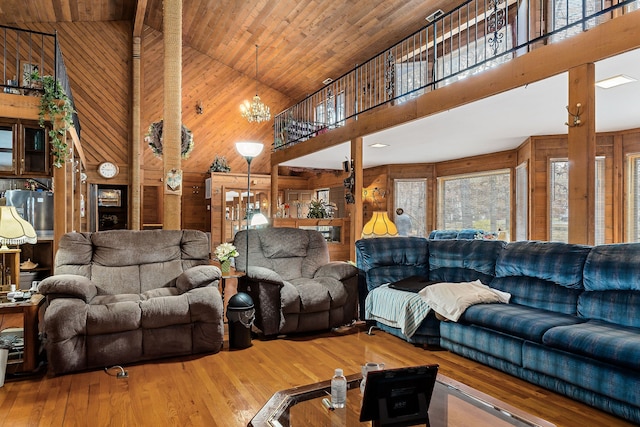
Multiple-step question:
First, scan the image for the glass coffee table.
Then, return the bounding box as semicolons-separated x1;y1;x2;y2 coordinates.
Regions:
250;373;555;427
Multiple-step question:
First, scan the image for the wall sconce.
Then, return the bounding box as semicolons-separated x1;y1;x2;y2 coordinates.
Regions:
196;100;203;115
565;103;582;127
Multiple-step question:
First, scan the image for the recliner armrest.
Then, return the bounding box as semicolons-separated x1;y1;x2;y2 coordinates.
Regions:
314;262;358;282
176;265;222;292
247;266;285;284
38;274;98;303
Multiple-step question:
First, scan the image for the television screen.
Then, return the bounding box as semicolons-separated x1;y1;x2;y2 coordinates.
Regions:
360;364;439;426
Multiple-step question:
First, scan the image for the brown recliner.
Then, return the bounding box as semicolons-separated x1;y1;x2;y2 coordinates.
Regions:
233;227;358;336
38;229;224;375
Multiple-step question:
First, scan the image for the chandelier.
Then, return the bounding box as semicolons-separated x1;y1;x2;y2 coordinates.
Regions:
241;45;271;123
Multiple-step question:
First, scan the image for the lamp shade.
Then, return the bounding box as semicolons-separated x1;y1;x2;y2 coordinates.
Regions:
250;212;269;227
361;211;399;238
0;206;37;250
235;142;264;159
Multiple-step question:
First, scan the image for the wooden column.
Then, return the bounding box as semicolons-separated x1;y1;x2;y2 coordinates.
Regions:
270;163;278;219
567;63;596;245
131;36;142;230
349;136;363;261
162;0;182;230
53;160;67;252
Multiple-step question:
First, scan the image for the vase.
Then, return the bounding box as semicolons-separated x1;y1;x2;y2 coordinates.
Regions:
220;259;231;274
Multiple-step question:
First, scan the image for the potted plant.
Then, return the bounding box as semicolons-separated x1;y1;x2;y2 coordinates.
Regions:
214;242;239;274
208;156;231;173
307;199;328;219
35;72;75;168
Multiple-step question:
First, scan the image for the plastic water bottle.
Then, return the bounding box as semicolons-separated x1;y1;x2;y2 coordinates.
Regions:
331;368;347;408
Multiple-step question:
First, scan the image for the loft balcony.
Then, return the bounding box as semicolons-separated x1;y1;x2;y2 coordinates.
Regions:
0;24;80;137
273;0;638;153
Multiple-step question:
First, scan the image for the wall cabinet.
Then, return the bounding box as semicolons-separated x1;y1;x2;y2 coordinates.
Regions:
0;119;50;177
209;173;271;248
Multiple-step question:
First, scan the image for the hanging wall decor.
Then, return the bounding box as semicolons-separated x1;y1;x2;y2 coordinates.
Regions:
145;120;194;159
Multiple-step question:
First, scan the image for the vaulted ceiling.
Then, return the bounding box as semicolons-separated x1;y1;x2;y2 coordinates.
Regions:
0;0;465;101
2;2;637;175
0;0;466;174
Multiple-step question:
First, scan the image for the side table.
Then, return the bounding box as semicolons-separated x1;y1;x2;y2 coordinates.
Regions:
220;268;245;303
0;293;44;374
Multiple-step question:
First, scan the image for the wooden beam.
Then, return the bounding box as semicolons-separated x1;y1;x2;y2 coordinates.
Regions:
133;0;148;38
270;164;278;219
567;64;596;245
131;36;142;229
349;137;363;261
163;0;182;230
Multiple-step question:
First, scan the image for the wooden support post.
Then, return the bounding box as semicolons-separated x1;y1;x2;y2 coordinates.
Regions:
162;0;182;230
349;137;363;261
567;63;595;245
271;164;278;219
131;36;142;230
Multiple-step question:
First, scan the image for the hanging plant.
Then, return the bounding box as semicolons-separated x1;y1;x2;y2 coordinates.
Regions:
145;120;194;159
36;72;75;168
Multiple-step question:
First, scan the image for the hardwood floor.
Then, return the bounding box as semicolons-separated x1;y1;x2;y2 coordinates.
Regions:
0;322;634;427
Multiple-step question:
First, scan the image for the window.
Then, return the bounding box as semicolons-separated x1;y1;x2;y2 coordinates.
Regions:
549;157;605;244
627;154;640;242
515;162;528;241
394;179;427;237
437;169;510;235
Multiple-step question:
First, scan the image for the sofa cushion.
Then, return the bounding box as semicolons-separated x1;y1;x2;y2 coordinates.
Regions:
290;278;332;312
542;320;640;370
578;290;640;328
356;237;429;270
355;237;429;289
259;227;310;258
428;239;504;284
583;243;640;291
495;241;591;289
176;265;220;292
461;303;585;342
91;229;185;266
490;276;583;315
87;301;141;335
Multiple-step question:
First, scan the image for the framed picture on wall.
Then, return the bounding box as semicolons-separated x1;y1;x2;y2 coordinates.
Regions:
20;61;40;87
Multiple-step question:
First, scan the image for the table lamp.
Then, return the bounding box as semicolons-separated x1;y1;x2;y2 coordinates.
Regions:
361;211;398;238
0;206;38;251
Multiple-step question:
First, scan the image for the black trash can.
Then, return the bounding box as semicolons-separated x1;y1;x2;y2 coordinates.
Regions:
226;292;255;349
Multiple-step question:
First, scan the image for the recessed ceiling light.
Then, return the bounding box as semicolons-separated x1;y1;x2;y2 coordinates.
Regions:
322;78;333;85
595;74;637;89
370;143;389;148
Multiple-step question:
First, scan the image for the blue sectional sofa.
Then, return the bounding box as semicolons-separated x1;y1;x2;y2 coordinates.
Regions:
355;237;640;424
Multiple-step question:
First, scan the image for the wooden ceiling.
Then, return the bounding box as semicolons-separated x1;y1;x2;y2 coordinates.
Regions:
0;0;466;174
1;0;462;101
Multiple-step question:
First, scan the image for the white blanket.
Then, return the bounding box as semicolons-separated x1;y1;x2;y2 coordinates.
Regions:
418;279;510;322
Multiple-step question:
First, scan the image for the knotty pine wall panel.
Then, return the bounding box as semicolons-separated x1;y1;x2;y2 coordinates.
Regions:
140;26;294;179
14;21;132;177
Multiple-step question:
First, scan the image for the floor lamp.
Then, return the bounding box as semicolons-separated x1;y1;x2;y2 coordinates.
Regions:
235;141;264;273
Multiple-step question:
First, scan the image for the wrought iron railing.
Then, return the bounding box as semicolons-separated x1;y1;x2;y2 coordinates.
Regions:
274;0;638;151
0;24;80;137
